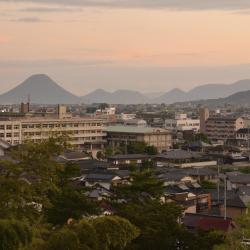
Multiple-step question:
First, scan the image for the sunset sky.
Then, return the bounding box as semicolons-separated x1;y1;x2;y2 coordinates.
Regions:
1;0;250;95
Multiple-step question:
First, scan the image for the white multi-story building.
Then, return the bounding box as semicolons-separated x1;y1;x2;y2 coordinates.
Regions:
165;114;200;132
0;117;106;151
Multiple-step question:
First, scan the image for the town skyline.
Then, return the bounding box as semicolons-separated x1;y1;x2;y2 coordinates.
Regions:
1;1;250;94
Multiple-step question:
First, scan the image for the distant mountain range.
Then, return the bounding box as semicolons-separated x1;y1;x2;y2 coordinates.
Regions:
1;74;250;105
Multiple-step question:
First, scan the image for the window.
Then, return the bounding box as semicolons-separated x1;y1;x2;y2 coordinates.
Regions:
6;125;12;130
6;133;12;138
14;132;19;137
14;125;19;130
0;133;4;138
0;125;4;130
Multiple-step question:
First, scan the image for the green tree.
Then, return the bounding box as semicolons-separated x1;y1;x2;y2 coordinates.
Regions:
213;206;250;250
91;216;140;250
96;151;105;160
127;142;147;154
46;228;80;250
144;146;158;155
46;188;99;226
116;201;186;250
72;220;98;250
115;170;164;200
0;219;32;250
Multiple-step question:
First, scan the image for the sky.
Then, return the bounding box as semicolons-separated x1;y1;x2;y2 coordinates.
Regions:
1;0;250;95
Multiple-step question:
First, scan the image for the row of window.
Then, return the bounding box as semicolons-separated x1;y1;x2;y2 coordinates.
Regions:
0;123;103;130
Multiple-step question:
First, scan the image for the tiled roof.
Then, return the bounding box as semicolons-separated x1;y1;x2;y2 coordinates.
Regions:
108;154;151;160
156;150;201;160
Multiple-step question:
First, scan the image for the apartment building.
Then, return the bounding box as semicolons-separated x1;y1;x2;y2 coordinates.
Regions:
205;116;244;142
106;125;172;153
0;117;106;151
165;114;200;132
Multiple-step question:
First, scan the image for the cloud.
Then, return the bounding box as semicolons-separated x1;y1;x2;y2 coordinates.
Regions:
10;17;51;22
19;6;83;12
0;36;8;43
0;59;114;68
1;0;250;10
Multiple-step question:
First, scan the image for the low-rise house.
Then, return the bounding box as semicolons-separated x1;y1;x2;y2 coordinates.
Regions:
84;173;122;190
183;213;235;232
163;183;211;213
107;154;152;166
155;149;216;168
58;150;92;161
85;188;113;201
226;172;250;189
220;195;250;219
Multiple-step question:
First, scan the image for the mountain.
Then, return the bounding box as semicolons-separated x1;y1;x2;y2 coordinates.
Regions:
217;90;250;106
81;89;149;104
1;74;250;105
153;88;187;104
0;74;80;104
187;79;250;100
154;79;250;104
82;89;112;104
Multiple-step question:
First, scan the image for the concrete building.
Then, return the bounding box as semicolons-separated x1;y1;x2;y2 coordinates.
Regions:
165;113;200;132
124;119;147;127
199;107;210;133
20;102;30;114
106;125;172;153
0;116;106;151
205;116;244;142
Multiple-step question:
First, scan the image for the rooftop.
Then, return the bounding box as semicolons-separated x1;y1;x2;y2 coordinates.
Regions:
106;125;169;134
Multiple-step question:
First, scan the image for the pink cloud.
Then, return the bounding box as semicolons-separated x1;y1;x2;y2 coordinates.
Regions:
0;36;9;44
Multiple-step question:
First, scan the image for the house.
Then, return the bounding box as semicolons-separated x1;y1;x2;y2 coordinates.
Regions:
183;213;235;232
155;149;216;168
85;188;113;201
107;154;152;166
163;183;211;214
220;195;250;219
58;150;92;161
226;172;250;189
84;173;121;190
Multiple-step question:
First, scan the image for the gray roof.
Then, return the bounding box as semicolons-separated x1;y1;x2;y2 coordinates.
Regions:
106;125;168;134
156;150;202;160
227;195;250;208
227;173;250;184
108;154;151;160
85;173;120;182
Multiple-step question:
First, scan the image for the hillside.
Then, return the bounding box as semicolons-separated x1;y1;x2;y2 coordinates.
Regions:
0;74;81;104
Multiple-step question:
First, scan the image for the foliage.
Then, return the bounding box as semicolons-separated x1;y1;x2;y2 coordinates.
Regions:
115;170;164;200
91;216;140;250
213;206;250;250
96;151;105;160
45;216;139;250
127;142;147;154
201;180;217;190
144;146;158;155
116;201;186;250
191;133;211;144
0;219;32;250
45;187;99;226
46;228;80;250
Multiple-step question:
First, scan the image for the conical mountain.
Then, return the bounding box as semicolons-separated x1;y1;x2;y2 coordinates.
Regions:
0;74;80;104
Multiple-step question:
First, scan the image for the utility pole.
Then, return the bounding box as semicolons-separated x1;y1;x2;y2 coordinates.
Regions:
217;160;220;204
224;176;227;220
